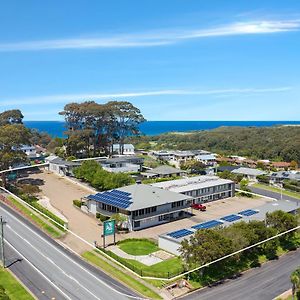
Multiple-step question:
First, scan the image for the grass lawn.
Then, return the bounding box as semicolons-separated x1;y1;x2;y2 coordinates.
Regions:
0;268;34;300
118;239;159;256
253;183;300;200
6;196;63;238
82;251;162;300
125;257;183;278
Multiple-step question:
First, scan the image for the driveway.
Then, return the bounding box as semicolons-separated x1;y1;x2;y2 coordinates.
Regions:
28;170;115;252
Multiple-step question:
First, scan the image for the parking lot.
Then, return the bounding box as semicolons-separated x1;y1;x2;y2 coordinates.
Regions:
25;169;271;249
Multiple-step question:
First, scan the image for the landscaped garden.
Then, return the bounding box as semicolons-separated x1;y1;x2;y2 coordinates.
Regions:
118;238;159;256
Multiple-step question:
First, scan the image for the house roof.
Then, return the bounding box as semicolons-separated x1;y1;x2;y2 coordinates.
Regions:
145;165;185;175
196;154;216;160
271;162;291;168
232;167;266;176
101;156;143;164
86;184;192;211
152;175;234;193
46;156;80;167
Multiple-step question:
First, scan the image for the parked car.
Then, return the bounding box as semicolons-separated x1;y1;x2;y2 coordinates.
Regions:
191;203;206;211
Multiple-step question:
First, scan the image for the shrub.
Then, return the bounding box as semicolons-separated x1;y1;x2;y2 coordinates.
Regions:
0;285;10;300
96;213;109;222
73;199;82;208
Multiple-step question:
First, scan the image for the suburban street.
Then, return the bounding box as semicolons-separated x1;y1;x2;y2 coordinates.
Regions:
182;248;299;300
0;202;140;300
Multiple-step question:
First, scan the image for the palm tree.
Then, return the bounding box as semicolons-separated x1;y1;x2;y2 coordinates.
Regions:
291;268;300;300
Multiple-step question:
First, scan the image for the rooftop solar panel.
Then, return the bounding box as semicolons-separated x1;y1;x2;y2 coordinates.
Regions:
192;220;223;230
167;229;193;239
238;209;258;217
221;214;242;222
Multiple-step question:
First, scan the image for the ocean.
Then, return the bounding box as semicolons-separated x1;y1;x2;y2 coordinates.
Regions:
24;120;300;138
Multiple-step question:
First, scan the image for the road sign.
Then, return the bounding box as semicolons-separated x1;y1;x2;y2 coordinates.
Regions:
103;220;115;236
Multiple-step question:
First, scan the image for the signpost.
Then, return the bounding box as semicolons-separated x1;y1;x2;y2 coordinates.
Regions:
102;219;116;248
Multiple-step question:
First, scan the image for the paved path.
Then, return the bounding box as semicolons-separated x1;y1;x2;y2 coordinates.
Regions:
109;245;162;266
182;249;299;300
0;202;140;300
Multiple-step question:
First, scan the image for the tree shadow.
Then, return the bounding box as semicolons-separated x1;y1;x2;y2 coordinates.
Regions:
17;178;45;186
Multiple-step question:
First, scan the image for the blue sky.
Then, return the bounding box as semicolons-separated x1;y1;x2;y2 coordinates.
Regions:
0;0;299;121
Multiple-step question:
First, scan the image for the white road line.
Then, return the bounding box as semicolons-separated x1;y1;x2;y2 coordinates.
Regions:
6;224;103;300
4;238;73;300
0;206;145;300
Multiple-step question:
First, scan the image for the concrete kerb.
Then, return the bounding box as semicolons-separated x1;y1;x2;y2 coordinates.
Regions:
235;189;277;201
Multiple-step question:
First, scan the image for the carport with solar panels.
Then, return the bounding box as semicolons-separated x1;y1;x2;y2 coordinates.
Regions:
159;209;259;255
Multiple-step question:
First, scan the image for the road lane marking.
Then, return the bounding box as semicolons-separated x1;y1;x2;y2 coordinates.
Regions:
4;239;72;300
0;205;145;299
6;225;103;300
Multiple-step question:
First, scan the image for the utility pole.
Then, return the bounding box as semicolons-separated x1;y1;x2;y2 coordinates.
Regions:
0;216;6;268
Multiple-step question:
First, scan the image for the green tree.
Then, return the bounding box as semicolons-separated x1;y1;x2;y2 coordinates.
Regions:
0;124;31;187
0;109;24;125
180;229;233;269
291;268;300;300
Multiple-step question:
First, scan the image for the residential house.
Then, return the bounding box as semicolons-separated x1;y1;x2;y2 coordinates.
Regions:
99;156;144;173
112;144;135;155
232;167;266;182
143;165;186;179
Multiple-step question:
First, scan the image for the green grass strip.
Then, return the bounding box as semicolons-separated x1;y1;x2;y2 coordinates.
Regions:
0;267;34;300
6;196;62;238
253;183;300;199
82;251;162;300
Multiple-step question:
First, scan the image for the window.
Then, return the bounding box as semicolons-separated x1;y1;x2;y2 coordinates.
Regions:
158;215;163;221
151;207;157;212
134;221;140;228
138;209;145;216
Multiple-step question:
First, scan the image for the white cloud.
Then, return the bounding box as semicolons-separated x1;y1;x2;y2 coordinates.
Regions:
0;86;292;106
0;20;299;51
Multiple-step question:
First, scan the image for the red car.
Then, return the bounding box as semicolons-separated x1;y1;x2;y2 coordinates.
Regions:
191;203;206;211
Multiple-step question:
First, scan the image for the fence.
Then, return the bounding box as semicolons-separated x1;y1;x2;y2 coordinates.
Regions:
97;247;184;279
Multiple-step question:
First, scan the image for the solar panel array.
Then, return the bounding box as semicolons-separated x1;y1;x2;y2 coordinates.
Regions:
87;189;132;209
167;229;194;239
221;214;242;222
238;209;258;217
192;220;223;230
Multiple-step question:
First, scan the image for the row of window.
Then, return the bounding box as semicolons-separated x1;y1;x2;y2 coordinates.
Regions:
132;206;157;217
171;200;185;208
184;184;232;197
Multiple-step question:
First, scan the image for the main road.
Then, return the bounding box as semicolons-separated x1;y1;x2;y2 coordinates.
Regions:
0;202;142;300
182;248;299;300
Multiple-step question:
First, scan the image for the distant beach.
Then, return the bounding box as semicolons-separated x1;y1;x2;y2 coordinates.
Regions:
24;120;300;138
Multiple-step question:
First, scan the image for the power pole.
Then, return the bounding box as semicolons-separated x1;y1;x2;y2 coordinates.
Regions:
0;216;6;268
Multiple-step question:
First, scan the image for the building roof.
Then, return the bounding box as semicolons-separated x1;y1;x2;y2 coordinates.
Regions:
145;165;185;176
86;184;192;211
271;171;300;181
196;154;216;160
271;162;291;168
232;167;266;176
152;175;233;193
46;156;80;167
101;156;143;164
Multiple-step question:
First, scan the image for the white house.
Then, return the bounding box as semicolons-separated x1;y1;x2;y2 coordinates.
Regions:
112;144;135;155
20;145;37;158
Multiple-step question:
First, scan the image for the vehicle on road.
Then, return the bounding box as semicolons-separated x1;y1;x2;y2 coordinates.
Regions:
191;203;206;211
